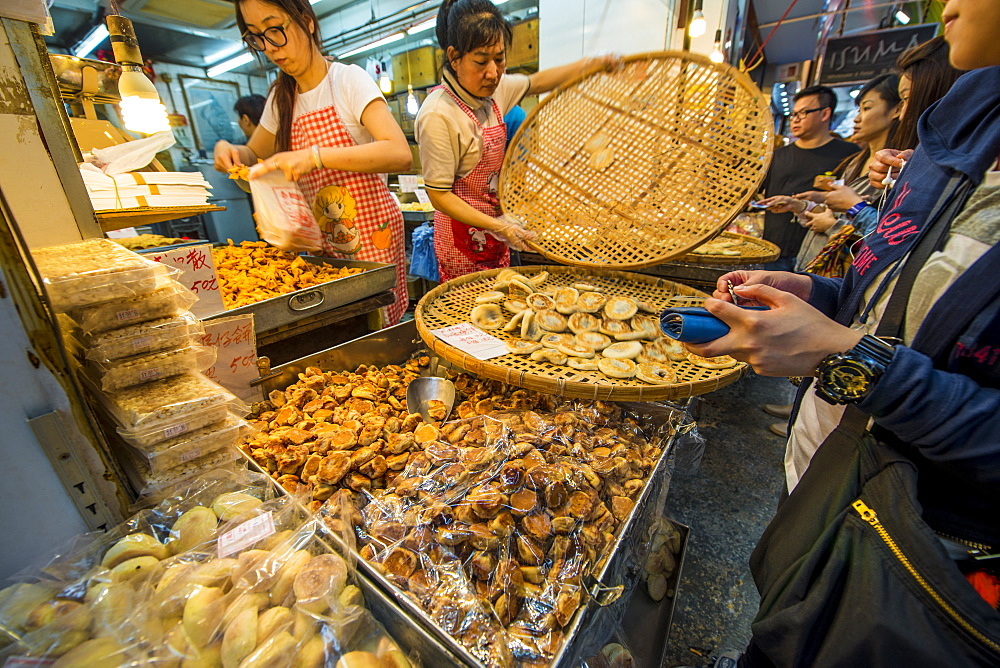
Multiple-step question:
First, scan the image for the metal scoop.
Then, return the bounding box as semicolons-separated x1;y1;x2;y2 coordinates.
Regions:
405;376;456;423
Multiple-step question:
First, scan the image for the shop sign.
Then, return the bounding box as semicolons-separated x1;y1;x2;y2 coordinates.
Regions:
147;243;225;318
200;315;260;402
820;24;938;85
431;322;509;360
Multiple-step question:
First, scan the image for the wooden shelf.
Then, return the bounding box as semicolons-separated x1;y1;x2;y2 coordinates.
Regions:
96;205;226;232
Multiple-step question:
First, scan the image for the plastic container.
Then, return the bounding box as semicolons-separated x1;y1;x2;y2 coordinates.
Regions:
85;344;216;392
126;415;248;474
80;312;205;362
116;401;243;448
33;238;163;311
66;283;198;334
97;372;242;432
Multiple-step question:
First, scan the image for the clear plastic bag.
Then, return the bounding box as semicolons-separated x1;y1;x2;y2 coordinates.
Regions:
125;415;249;475
249;169;324;253
117;401;242;449
94;372;242;432
120;444;242;496
80;312;204;362
66;283;198;335
85;344;217;393
33;238;164;311
320;403;677;667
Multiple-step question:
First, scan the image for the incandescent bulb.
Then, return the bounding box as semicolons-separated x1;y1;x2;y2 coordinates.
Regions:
709;46;724;63
688;10;706;38
406;85;419;115
118;68;170;134
379;73;392;94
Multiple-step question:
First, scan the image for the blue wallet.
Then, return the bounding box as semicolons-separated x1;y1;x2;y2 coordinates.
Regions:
659;306;769;344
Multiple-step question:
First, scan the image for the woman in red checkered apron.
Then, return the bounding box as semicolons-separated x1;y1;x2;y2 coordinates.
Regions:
214;0;411;324
416;0;620;283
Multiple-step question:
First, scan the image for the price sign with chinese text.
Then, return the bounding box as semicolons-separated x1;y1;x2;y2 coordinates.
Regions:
200;315;260;401
148;243;225;317
430;323;508;360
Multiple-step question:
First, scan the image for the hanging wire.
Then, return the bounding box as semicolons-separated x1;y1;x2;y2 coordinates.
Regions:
741;0;801;72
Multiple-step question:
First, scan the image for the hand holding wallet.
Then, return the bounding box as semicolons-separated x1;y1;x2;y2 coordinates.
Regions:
659;305;769;344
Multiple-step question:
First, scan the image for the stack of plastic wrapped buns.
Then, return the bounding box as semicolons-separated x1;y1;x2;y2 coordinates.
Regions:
35;239;249;494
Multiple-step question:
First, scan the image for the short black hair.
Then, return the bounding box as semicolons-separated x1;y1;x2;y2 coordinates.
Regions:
234;94;266;126
436;0;512;75
794;85;838;115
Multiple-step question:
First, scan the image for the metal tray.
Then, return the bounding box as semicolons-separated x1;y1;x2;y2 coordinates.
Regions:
247;321;685;666
205;256;396;334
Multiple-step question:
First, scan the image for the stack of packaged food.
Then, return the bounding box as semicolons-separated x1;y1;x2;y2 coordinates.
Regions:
34;238;249;493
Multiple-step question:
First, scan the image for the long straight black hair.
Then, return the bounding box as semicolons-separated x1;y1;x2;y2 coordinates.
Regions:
435;0;513;76
235;0;324;152
891;36;966;151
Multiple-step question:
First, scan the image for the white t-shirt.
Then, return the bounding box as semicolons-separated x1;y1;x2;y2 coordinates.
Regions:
415;70;530;190
259;62;384;147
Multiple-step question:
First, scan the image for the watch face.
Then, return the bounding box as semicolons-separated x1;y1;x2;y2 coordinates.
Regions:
820;358;876;401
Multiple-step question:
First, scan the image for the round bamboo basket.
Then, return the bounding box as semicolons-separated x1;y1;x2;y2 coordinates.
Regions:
680;231;780;266
500;51;773;270
414;266;748;401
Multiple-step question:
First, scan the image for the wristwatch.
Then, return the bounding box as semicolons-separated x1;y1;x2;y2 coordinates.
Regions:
814;334;896;404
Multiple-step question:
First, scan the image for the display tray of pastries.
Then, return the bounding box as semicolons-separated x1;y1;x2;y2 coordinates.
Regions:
415;265;747;401
678;231;780;266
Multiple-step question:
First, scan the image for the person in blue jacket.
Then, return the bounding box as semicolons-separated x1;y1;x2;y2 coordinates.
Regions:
686;0;1000;664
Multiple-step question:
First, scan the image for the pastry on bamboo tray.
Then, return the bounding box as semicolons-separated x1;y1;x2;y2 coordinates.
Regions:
415;265;747;401
500;51;773;270
680;231;780;266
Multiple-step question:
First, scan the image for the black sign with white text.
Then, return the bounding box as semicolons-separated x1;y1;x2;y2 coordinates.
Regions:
820;24;939;86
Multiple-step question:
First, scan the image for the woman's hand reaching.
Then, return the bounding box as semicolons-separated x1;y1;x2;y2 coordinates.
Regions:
492;215;538;251
250;149;317;182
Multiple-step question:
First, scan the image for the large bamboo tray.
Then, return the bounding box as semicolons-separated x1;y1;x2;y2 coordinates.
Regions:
414;266;748;401
681;231;780;266
500;51;773;270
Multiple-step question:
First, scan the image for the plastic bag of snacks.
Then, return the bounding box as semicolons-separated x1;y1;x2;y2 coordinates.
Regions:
85;344;217;392
319;404;678;667
80;312;205;362
249;168;324;253
32;238;164;311
93;372;242;432
66;283;198;335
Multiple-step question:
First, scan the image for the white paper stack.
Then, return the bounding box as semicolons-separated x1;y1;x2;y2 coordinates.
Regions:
80;165;213;210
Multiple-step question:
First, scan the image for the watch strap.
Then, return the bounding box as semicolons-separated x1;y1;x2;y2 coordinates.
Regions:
846;201;869;218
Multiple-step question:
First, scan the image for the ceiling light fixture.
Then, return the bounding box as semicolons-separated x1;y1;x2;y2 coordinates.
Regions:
379;72;392;94
74;24;109;58
407;18;437;35
688;0;706;38
895;10;910;24
338;32;404;59
207;52;254;78
106;15;170;134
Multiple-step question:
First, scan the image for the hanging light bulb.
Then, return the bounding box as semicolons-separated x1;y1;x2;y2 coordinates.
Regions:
379;72;392;94
407;85;419;115
106;15;170;134
709;29;724;63
688;0;707;38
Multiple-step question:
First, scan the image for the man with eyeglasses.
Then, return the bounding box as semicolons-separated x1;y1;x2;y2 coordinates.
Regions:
760;85;858;271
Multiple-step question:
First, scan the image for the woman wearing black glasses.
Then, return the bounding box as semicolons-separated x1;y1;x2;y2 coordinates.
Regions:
214;0;411;324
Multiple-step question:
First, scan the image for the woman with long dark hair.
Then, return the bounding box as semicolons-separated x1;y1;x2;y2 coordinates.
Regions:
213;0;411;324
416;0;617;282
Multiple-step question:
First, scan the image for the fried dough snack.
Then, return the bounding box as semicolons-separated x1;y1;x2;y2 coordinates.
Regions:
227;164;251;181
212;241;364;309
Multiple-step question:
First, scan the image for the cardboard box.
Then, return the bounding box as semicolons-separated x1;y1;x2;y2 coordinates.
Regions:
392;46;442;89
508;20;538;68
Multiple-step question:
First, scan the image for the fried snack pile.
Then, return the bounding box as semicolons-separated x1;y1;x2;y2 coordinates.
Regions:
212;241;364;309
241;363;670;667
227;164;251;181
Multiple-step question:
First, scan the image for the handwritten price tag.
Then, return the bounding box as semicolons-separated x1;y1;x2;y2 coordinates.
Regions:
414;189;431;206
201;315;261;402
148;244;225;318
218;511;275;558
398;174;419;192
431;322;509;360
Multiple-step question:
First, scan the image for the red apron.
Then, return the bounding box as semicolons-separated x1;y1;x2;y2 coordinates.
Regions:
433;87;508;283
291;79;407;325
